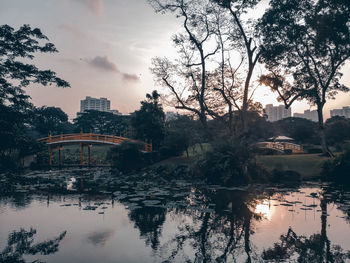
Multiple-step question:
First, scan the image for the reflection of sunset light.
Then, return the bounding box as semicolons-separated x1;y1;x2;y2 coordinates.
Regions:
255;200;272;220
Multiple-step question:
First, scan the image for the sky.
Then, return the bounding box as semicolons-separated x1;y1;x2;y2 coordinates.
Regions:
0;0;349;119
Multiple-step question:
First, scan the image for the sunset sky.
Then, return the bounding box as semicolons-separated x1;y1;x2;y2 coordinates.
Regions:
1;0;349;119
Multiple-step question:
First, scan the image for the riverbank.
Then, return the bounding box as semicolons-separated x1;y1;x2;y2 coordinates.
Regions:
256;154;329;179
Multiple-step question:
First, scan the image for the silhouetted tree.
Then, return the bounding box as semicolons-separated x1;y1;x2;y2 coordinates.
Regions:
150;0;223;135
325;116;350;147
73;110;128;135
0;24;69;169
0;228;66;263
273;117;319;144
161;115;199;157
131;90;165;149
210;0;263;136
33;106;70;136
259;0;350;155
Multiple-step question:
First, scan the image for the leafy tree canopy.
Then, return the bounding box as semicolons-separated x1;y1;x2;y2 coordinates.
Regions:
131;90;165;149
73;110;128;135
33;106;70;136
0;24;70;110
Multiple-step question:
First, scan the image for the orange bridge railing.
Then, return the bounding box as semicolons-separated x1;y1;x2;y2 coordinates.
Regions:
38;133;152;166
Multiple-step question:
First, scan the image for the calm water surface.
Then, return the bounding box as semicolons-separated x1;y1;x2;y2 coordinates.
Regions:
0;169;349;262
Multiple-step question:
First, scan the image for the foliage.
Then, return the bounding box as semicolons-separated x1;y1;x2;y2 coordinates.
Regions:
73;110;128;135
150;0;263;136
0;24;69;108
273;117;319;144
107;142;145;173
0;24;69;170
0;228;66;263
323;149;350;185
32;106;70;136
262;227;350;262
325;116;350;147
131;90;165;149
197;138;266;185
160;115;199;158
259;0;350;154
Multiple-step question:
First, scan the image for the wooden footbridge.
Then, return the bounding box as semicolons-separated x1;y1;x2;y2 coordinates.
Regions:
256;142;304;154
38;133;152;166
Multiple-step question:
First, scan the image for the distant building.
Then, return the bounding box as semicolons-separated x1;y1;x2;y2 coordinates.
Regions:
293;109;318;122
330;106;350;119
79;96;121;115
264;104;291;122
80;96;110;112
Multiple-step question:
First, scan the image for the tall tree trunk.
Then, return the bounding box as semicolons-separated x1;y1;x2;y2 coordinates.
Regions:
320;193;333;262
317;104;333;157
244;215;252;263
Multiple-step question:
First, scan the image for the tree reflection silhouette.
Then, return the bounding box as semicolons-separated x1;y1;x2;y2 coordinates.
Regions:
157;189;265;262
263;189;350;262
0;228;66;263
129;206;167;250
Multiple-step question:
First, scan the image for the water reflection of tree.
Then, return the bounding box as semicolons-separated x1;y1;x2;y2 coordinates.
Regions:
159;190;265;262
0;228;66;263
263;189;350;262
129;206;167;250
262;227;350;262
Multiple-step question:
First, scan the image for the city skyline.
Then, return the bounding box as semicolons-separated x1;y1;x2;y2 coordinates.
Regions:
0;0;349;119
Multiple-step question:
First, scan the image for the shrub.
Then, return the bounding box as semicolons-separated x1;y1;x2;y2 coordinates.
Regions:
159;131;190;159
197;138;267;185
107;142;144;173
322;149;350;184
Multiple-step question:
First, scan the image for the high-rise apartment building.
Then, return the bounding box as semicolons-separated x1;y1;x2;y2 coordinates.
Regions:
80;96;110;112
264;104;291;122
330;106;350;119
293;109;318;122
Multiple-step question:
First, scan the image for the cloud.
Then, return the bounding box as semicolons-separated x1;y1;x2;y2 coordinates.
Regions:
74;0;104;16
86;56;118;72
86;229;115;246
122;73;139;82
85;56;139;82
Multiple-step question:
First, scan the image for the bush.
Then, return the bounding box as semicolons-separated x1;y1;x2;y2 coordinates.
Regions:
322;149;350;184
159;131;190;159
107;142;145;173
197;138;268;185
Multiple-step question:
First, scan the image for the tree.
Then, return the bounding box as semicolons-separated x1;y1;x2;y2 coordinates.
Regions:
325;116;350;147
131;90;165;149
150;0;221;135
273;117;319;144
0;228;66;263
150;0;264;137
0;24;69;109
73;110;128;135
210;0;263;136
0;24;69;167
33;106;70;136
259;0;350;155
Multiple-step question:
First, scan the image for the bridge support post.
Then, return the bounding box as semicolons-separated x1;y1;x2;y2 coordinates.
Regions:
58;147;62;168
49;147;53;167
88;145;91;167
80;143;84;166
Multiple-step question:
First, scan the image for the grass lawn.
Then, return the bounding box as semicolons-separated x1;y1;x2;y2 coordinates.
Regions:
257;154;330;179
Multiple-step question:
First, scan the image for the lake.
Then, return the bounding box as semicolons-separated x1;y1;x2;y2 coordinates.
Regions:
0;168;349;262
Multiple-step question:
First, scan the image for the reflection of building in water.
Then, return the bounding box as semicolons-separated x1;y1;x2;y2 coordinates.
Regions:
293;109;318;122
330;106;350;118
264;104;291;122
